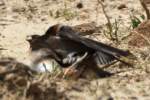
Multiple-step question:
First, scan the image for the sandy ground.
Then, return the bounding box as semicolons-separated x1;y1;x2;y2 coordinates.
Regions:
0;0;150;100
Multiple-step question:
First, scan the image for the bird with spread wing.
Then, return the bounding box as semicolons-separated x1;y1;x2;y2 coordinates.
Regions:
27;24;132;78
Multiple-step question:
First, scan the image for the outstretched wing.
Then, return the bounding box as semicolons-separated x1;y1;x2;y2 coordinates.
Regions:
57;25;130;58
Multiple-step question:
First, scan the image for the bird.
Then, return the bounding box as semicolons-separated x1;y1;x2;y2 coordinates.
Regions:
27;24;132;78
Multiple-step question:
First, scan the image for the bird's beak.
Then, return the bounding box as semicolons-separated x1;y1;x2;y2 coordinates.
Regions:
26;35;32;42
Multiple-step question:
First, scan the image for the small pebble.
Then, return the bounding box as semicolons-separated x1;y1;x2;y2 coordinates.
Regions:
76;2;83;9
118;4;127;10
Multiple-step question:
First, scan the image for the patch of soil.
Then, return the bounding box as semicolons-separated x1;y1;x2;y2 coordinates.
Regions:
128;20;150;47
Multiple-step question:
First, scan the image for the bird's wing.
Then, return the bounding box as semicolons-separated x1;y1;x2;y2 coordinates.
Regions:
93;51;115;65
57;25;130;58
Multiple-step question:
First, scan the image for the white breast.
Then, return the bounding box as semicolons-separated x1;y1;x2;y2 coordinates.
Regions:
20;49;61;73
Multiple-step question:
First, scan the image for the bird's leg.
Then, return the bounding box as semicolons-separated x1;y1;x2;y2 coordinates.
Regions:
62;52;88;78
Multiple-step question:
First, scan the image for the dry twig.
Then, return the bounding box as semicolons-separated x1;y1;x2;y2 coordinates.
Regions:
97;0;119;42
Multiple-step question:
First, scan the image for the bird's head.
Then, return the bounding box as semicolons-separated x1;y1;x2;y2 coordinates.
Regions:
44;24;76;38
26;35;40;43
26;34;46;51
44;24;62;37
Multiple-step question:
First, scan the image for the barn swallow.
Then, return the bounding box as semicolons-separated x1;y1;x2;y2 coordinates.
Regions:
27;24;132;77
